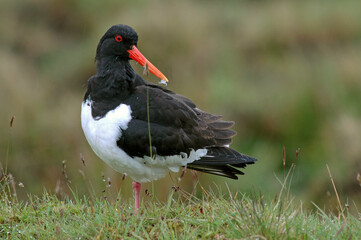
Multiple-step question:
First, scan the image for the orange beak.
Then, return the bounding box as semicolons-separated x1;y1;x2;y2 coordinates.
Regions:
127;46;168;82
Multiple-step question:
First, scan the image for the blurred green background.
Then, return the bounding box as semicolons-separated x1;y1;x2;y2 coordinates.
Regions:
1;0;360;211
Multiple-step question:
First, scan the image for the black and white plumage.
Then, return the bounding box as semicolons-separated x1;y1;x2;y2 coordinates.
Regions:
81;24;257;213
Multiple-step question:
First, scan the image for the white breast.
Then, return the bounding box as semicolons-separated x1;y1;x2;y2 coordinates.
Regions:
81;100;207;182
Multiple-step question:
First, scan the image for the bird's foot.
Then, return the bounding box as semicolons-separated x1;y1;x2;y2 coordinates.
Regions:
132;181;141;214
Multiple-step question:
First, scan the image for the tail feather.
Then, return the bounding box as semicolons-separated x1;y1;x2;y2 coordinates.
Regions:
187;147;257;179
187;165;243;179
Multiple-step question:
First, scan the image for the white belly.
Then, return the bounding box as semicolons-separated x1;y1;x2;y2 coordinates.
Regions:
81;100;207;182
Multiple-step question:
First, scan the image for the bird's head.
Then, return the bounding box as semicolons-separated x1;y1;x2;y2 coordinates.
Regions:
96;24;168;82
96;24;138;60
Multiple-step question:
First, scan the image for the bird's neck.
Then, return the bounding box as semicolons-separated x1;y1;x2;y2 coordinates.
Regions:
89;57;136;103
96;56;135;81
86;57;136;118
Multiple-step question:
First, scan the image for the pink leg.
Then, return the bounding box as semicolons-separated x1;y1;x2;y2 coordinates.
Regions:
132;181;141;214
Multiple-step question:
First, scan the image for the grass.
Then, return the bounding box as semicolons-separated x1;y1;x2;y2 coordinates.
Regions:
1;132;360;239
1;173;360;240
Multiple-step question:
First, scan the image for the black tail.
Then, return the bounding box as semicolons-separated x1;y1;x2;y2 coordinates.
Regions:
187;147;257;179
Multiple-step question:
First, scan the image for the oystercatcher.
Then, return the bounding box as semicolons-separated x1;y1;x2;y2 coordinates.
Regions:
81;24;257;214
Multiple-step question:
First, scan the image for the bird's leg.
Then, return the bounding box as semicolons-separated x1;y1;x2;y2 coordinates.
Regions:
132;181;141;214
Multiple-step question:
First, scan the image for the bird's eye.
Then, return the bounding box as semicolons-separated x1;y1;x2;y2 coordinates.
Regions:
115;35;123;42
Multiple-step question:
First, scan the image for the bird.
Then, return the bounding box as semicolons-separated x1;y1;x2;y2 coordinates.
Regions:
81;24;257;214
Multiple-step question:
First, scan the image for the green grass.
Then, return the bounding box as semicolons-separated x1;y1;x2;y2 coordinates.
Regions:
1;179;360;240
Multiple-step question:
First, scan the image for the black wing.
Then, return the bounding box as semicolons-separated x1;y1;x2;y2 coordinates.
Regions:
118;84;236;156
117;81;257;179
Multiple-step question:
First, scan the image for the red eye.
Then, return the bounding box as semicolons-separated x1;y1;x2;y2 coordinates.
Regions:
115;35;123;42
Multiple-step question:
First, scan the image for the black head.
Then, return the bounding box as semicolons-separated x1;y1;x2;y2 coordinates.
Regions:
95;24;138;61
94;24;168;82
